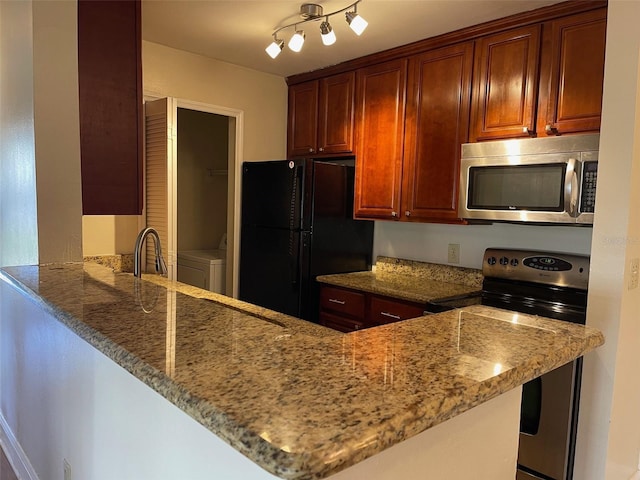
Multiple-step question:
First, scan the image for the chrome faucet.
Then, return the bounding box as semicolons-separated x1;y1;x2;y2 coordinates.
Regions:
133;227;168;277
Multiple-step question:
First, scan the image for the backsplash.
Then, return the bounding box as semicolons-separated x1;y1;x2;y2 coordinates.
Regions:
375;256;483;288
84;254;134;273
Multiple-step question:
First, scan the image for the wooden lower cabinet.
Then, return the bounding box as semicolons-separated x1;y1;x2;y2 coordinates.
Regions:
369;296;425;326
319;285;427;333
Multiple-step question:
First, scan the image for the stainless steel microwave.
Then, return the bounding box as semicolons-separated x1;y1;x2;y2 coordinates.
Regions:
459;134;599;225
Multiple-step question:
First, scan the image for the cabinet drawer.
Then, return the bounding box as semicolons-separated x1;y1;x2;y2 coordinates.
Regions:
369;296;425;325
319;311;364;333
320;286;365;319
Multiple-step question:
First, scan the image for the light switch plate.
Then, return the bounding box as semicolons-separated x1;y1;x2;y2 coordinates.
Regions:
630;258;639;290
448;244;460;264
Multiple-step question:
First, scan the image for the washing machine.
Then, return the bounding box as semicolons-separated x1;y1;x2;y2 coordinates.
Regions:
177;249;226;294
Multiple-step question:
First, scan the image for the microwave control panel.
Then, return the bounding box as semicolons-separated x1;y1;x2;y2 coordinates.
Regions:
580;161;598;213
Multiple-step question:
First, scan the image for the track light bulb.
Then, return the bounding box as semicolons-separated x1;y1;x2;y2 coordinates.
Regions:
346;11;368;35
320;19;336;46
288;30;306;52
265;38;284;59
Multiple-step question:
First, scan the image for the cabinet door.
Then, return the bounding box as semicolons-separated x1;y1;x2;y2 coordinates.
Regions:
402;42;474;223
319;312;365;333
354;59;408;220
78;0;143;215
540;9;606;136
317;72;355;155
319;286;366;319
369;296;426;325
287;81;319;158
471;25;541;141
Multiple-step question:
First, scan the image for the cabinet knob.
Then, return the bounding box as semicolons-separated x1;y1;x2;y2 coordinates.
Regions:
522;127;534;136
405;211;411;217
391;211;398;217
318;147;324;152
308;147;315;153
545;124;559;135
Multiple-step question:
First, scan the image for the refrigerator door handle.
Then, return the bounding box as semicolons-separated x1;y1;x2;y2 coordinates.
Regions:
289;230;300;287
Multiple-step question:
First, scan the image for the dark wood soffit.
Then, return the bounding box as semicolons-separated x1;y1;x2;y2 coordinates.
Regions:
286;0;607;85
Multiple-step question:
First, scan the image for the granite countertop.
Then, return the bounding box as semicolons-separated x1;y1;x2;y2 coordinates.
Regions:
0;263;604;480
317;256;484;304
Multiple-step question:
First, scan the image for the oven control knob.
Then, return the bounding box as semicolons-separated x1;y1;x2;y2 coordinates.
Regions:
500;256;509;266
487;256;497;265
510;259;519;267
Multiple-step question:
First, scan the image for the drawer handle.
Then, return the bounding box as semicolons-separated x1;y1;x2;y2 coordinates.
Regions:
380;311;401;320
329;298;346;305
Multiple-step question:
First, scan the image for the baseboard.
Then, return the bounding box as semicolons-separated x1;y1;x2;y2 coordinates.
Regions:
0;412;39;480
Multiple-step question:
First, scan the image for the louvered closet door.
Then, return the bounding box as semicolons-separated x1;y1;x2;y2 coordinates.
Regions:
144;97;177;280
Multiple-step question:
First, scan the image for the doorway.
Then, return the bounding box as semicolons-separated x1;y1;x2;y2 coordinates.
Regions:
143;97;244;298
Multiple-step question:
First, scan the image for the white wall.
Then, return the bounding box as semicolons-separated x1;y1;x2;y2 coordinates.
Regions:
0;0;38;268
142;41;287;163
574;1;640;478
374;221;592;269
32;0;82;264
0;0;82;268
82;215;140;256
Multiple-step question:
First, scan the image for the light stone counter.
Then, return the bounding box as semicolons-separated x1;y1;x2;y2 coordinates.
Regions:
0;262;604;480
317;256;483;304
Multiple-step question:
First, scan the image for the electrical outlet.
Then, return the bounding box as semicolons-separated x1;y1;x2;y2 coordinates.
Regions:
448;244;460;264
63;459;72;480
630;258;639;290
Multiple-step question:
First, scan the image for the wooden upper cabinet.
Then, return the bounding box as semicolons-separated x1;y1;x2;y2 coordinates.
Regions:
287;81;319;157
470;25;541;141
402;42;474;223
538;8;607;136
318;72;355;154
287;72;355;158
78;0;143;215
354;59;408;220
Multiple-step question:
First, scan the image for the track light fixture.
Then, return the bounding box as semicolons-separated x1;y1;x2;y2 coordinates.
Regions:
265;0;367;58
265;37;284;59
320;18;336;46
346;3;368;36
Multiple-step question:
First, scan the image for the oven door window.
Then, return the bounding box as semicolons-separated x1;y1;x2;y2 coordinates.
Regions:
468;163;566;211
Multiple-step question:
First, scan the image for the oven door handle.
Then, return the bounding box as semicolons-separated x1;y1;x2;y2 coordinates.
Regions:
565;158;579;218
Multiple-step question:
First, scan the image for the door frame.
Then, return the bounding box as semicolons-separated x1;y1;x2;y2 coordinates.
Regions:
143;94;244;298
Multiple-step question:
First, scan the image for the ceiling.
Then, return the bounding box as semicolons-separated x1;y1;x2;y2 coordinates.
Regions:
142;0;562;79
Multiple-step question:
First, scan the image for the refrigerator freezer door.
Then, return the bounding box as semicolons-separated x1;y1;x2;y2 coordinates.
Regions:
241;160;306;230
239;224;303;318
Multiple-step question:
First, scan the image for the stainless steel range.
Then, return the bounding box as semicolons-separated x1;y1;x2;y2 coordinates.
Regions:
429;248;590;480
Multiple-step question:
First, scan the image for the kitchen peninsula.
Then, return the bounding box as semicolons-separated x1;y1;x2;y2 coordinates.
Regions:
0;263;604;480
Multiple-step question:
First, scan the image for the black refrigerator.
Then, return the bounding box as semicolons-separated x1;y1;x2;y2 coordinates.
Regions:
239;158;374;322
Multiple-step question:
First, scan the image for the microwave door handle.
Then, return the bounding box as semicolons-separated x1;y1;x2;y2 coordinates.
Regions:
565;158;579;217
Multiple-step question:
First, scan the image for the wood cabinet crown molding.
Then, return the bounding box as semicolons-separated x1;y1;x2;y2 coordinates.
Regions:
286;0;607;86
